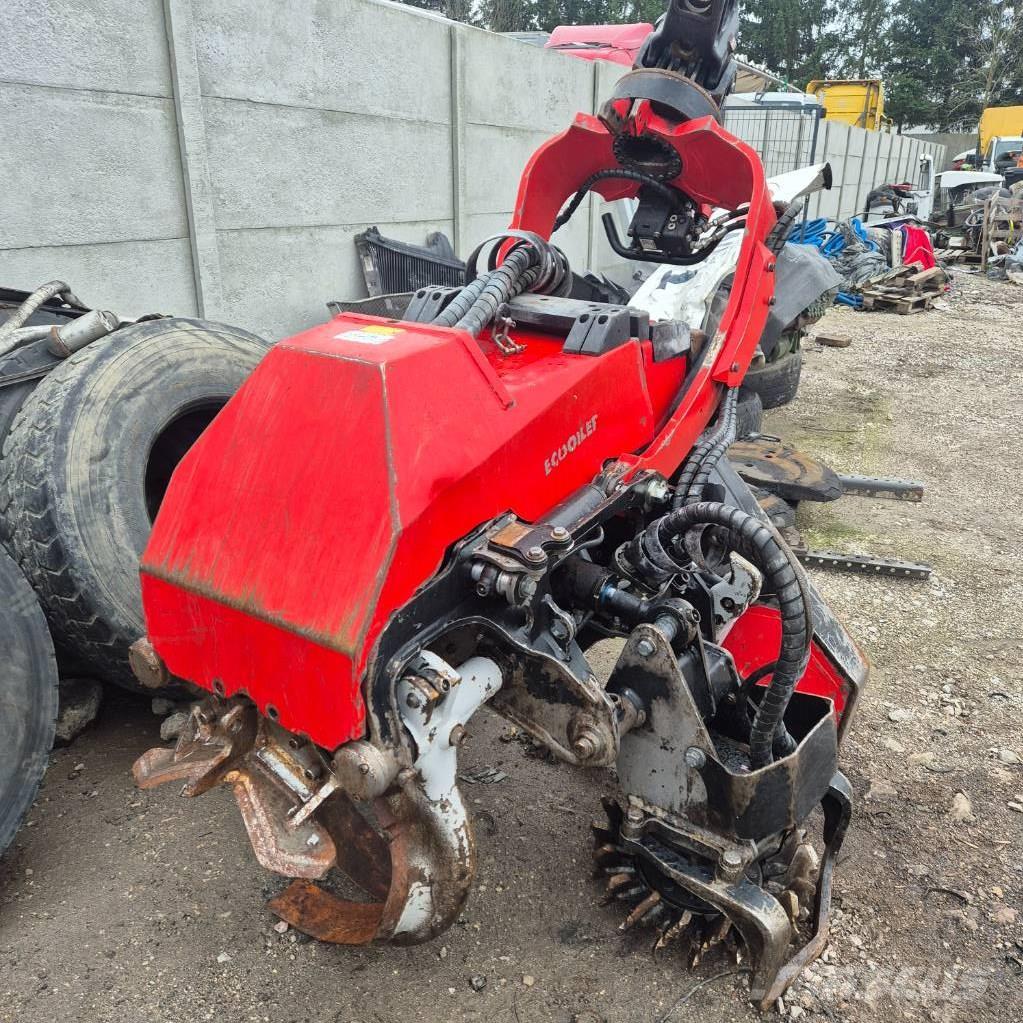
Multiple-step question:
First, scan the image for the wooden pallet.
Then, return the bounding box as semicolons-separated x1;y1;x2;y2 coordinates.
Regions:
857;263;948;314
981;196;1023;270
859;291;935;314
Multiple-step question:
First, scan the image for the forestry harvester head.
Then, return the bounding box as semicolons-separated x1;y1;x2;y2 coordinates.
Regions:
132;0;864;1007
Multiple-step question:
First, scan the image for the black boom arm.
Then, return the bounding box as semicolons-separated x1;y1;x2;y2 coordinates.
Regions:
636;0;740;102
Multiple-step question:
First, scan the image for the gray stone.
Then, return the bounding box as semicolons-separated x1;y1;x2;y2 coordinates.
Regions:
160;711;190;742
53;679;103;747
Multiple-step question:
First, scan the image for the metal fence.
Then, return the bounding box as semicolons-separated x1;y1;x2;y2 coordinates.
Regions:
721;102;947;221
723;104;824;179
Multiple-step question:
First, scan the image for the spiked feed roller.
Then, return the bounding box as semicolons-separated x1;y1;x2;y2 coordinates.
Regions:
130;1;866;1008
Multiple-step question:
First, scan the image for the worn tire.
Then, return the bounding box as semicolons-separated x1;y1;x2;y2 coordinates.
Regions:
0;545;58;858
0;318;270;690
735;388;764;439
741;349;803;410
0;340;63;450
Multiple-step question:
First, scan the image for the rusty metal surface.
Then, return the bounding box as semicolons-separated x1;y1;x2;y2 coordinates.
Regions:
836;474;924;503
267;778;480;948
268;880;386;944
132;695;402;945
127;638;171;690
265;794;411;946
317;793;393;900
795;548;933;580
133;692;480;949
132;701;257;796
728;439;843;503
226;768;336;879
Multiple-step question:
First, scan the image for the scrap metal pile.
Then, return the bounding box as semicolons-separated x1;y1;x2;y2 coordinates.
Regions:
863;166;1023;281
789;217;949;314
935;192;1023;277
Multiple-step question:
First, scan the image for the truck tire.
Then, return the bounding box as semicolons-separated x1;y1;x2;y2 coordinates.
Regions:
735;388;764;439
741;349;803;410
0;545;58;858
0;338;62;450
0;318;270;691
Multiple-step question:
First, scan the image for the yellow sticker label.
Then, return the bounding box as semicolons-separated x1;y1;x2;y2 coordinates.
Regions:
335;324;404;345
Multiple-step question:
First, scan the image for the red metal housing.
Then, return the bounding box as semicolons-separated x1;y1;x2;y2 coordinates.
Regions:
140;114;777;751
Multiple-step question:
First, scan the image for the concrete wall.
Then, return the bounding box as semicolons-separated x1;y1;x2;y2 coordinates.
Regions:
0;1;947;340
805;121;945;221
0;0;598;339
1;0;198;316
907;132;978;171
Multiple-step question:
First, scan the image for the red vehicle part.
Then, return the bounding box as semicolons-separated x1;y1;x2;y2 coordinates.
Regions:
141;115;776;751
134;8;866;1003
722;604;856;728
545;23;653;66
143;322;685;748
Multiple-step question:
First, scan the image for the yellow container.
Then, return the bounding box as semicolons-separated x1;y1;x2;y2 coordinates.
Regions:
806;79;888;131
979;106;1023;155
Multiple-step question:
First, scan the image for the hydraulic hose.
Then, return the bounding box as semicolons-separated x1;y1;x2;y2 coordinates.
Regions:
765;203;801;255
0;280;82;358
685;389;739;506
453;247;536;338
630;501;811;769
554;169;685;232
431;273;491;328
432;233;568;338
672;388;738;510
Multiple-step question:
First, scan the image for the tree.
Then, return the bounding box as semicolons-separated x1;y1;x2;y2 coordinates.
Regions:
732;1;843;87
882;0;972;129
405;0;1023;134
971;2;1023;112
883;0;1023;131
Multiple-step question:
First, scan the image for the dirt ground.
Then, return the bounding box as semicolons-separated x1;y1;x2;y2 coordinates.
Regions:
2;271;1021;1023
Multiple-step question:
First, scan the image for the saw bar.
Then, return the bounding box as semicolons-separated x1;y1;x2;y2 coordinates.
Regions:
795;548;932;580
836;475;924;503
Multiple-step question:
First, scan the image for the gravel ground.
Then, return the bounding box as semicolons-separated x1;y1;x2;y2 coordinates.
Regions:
2;271;1021;1023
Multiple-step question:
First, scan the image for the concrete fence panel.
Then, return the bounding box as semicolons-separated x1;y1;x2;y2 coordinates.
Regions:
0;0;949;338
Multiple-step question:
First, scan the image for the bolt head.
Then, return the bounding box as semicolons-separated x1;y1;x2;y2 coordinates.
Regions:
306;833;321;848
573;735;596;760
718;848;745;881
626;807;644;824
405;692;421;709
551;526;570;542
449;724;469;747
645;479;670;504
526;545;546;563
684;746;707;770
128;637;170;690
636;638;656;658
